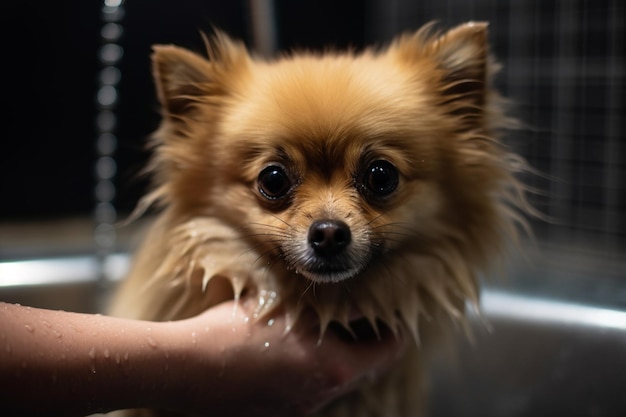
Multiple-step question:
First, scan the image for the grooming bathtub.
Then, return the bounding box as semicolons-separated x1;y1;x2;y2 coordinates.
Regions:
1;236;625;417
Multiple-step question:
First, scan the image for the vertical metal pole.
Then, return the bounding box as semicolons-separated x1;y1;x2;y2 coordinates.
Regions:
249;0;278;58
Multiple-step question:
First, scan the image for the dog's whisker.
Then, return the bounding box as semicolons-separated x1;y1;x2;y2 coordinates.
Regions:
267;214;293;229
298;279;315;304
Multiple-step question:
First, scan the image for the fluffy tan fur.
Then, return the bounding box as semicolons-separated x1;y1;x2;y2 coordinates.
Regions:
109;21;533;417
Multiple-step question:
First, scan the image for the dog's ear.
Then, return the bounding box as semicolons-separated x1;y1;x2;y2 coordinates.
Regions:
151;45;212;118
430;22;489;127
392;22;490;130
151;31;249;120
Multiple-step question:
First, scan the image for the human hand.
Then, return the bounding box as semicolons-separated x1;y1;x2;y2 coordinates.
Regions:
168;298;408;416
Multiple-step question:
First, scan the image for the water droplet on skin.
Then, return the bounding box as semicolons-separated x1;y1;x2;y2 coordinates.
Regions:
267;318;275;327
103;348;110;359
24;324;34;333
89;347;97;373
243;316;250;323
52;329;62;339
42;320;51;329
191;332;197;345
146;336;158;348
264;342;270;348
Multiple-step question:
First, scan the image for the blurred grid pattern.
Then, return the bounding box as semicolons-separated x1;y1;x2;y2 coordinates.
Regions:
367;0;625;254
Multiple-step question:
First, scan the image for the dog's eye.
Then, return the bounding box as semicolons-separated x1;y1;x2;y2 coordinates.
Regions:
363;160;399;197
258;165;292;200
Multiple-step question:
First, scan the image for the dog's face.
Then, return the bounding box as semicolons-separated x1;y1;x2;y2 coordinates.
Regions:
145;22;526;329
216;52;449;284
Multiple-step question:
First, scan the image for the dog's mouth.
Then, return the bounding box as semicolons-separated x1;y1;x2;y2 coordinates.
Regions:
282;219;373;284
296;261;363;284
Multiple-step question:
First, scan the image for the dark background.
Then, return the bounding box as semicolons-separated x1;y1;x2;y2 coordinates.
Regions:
0;0;367;220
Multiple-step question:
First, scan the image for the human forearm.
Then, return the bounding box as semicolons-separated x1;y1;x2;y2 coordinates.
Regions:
0;300;406;417
0;302;220;416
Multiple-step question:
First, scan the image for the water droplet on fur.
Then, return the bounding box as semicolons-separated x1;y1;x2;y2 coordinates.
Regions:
24;324;34;333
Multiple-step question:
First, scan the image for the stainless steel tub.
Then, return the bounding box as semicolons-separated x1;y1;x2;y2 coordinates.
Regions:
1;244;625;417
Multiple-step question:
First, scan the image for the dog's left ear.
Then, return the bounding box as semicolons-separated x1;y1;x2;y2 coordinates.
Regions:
430;22;490;129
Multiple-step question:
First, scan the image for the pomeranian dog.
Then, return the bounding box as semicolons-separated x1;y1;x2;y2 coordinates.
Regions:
109;21;532;417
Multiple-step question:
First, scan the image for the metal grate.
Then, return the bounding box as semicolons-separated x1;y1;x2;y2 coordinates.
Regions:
367;0;625;254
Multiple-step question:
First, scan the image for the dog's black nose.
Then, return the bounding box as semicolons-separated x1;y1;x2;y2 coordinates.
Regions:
308;220;351;257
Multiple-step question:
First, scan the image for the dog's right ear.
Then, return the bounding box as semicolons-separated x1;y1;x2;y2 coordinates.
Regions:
151;31;249;120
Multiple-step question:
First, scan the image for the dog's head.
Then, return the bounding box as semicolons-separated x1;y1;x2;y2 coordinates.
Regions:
143;22;531;336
